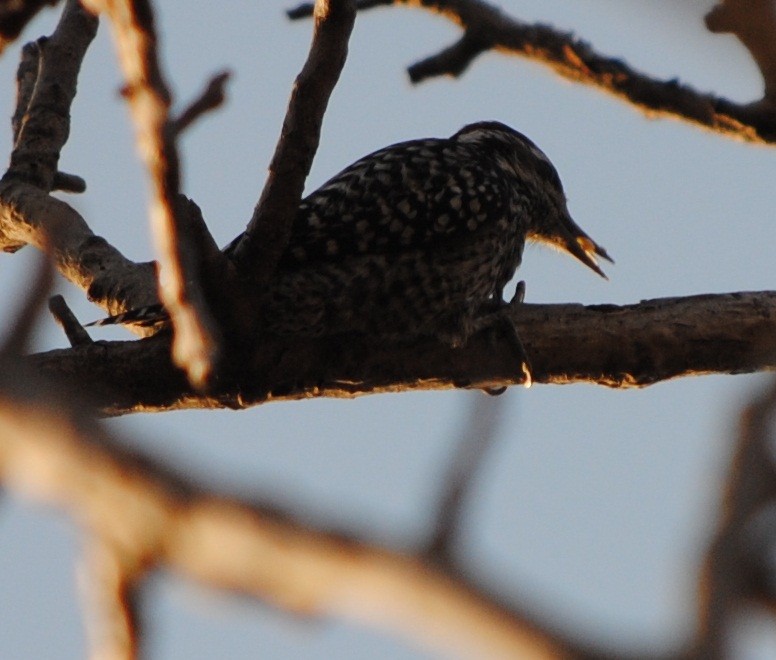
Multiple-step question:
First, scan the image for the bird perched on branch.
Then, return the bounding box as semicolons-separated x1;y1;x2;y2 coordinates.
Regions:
88;121;611;382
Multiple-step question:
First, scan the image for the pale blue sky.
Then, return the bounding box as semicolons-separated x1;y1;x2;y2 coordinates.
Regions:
1;1;775;658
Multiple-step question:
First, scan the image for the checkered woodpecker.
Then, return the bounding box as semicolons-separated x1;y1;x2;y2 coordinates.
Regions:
88;121;611;364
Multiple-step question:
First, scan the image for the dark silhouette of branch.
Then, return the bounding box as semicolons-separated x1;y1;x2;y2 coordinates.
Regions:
228;0;356;293
706;0;776;105
2;0;96;193
48;294;93;347
26;292;776;416
288;0;776;143
0;0;60;54
172;70;232;135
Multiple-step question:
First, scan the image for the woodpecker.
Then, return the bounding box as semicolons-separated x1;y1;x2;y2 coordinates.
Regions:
88;121;611;368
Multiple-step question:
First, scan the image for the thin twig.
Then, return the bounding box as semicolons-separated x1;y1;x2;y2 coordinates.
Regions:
288;0;776;142
48;294;93;347
228;0;356;295
81;0;219;389
172;70;232;135
408;28;492;82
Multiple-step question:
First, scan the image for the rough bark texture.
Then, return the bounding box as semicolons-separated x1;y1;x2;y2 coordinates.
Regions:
29;291;776;416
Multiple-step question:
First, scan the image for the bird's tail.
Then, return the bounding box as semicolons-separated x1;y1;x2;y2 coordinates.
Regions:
85;304;168;327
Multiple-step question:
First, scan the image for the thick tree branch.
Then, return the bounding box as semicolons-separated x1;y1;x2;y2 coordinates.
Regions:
0;1;159;321
229;0;356;294
28;291;776;416
288;0;776;143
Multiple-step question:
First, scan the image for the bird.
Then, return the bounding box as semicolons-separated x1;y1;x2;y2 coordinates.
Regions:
87;121;611;376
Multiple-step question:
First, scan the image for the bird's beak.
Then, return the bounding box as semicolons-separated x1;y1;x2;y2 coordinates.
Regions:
558;215;613;279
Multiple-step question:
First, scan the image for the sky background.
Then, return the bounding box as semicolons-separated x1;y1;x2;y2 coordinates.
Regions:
1;1;775;658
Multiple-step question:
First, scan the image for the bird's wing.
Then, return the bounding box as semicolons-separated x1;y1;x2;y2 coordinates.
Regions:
242;138;511;268
282;138;510;266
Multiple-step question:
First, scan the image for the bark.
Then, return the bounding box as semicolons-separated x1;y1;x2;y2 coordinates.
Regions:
30;291;776;416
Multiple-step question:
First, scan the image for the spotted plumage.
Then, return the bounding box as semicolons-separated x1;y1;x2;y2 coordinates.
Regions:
88;121;611;350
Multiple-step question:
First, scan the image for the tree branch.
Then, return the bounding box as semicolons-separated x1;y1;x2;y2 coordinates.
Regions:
288;0;776;143
0;362;589;660
706;0;776;105
0;183;159;319
228;0;356;297
171;70;232;135
2;0;97;193
0;0;60;55
28;291;776;416
0;1;159;321
81;0;220;388
48;294;94;347
80;538;145;660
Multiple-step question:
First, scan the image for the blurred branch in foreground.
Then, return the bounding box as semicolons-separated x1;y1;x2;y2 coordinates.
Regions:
0;265;609;660
695;375;776;659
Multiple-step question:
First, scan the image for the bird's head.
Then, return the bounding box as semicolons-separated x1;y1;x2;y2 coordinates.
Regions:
453;121;613;278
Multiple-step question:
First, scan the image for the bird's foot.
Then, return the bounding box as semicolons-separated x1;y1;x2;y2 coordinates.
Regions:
476;281;532;393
